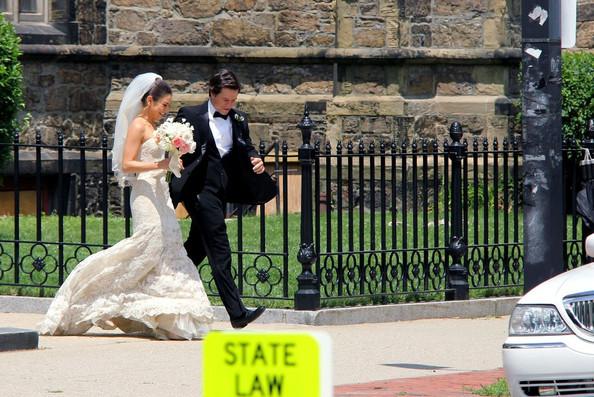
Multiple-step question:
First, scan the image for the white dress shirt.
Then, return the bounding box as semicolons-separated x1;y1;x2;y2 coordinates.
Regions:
208;100;233;158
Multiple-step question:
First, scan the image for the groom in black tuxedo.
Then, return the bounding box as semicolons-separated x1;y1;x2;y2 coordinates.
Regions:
170;69;276;328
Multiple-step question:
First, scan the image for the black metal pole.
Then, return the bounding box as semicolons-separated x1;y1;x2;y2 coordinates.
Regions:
57;131;64;285
102;134;109;249
445;121;469;300
13;130;20;285
295;105;320;310
522;0;564;291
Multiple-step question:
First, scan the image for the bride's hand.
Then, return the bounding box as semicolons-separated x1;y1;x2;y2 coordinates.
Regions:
156;159;169;170
178;158;184;170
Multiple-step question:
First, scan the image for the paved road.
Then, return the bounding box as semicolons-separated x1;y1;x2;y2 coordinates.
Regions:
0;312;509;397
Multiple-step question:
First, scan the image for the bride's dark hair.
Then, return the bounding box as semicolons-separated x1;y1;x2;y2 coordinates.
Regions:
141;78;172;105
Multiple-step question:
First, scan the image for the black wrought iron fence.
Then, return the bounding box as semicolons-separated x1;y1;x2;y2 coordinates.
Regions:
312;133;526;303
0;130;117;291
0;119;589;308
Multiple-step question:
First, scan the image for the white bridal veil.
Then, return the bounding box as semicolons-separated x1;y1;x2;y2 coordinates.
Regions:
112;72;162;187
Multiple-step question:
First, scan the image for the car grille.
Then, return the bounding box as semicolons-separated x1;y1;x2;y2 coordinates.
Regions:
520;379;594;396
563;294;594;334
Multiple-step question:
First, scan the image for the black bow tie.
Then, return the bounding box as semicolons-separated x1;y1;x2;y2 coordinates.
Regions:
213;111;229;120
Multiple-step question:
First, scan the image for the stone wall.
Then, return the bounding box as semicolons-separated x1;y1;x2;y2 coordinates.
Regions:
103;0;593;49
108;0;336;47
578;0;594;48
336;0;520;48
21;57;110;146
20;47;519;149
77;0;107;44
17;0;594;150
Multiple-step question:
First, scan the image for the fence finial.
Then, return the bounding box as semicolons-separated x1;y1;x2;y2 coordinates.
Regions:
298;104;315;146
449;121;463;143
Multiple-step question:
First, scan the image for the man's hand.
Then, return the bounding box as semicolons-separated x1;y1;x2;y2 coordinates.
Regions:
250;157;265;174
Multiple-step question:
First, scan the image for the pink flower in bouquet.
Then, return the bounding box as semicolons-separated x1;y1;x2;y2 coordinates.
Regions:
172;136;184;149
179;142;191;155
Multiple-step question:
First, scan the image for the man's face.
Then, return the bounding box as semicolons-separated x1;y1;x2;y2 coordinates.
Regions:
211;87;239;115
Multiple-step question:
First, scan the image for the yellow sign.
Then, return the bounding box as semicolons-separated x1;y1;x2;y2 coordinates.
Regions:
203;331;332;397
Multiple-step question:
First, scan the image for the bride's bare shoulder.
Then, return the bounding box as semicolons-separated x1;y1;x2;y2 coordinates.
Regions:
130;116;149;129
123;118;151;148
127;117;150;136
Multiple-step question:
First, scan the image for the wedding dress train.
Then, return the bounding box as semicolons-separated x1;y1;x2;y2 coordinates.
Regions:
39;138;213;339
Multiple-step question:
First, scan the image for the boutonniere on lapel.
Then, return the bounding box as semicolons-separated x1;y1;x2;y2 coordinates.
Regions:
234;113;245;123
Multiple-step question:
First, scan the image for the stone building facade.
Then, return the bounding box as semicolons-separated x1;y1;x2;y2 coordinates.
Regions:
13;0;594;148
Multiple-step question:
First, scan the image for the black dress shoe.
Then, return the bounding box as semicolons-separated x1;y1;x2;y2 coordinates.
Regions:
230;306;266;329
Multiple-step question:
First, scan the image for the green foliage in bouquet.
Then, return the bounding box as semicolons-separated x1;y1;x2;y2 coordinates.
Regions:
561;51;594;141
0;14;25;168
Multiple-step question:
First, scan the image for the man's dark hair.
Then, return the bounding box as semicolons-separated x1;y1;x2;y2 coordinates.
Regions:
141;78;172;106
209;69;241;96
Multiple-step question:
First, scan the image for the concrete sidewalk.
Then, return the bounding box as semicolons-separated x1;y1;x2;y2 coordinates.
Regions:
0;308;510;397
0;295;518;325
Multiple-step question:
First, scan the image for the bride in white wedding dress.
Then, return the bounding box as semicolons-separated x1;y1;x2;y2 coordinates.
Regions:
39;73;214;340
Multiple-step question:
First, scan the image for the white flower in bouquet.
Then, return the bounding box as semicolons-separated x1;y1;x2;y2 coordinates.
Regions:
153;118;196;179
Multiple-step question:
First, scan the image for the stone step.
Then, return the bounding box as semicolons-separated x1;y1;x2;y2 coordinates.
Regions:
0;328;39;352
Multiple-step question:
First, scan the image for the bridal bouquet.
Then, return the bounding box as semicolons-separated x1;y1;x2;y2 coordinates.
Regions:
153;118;196;180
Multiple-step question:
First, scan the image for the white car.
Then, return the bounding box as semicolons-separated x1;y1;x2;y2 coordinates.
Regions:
503;235;594;396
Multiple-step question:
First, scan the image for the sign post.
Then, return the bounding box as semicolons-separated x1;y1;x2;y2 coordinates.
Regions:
522;0;564;291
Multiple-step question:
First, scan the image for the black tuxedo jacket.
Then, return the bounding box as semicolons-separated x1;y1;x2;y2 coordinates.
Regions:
169;101;277;207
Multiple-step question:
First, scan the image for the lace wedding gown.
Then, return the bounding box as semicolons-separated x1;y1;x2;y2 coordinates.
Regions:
39;138;213;340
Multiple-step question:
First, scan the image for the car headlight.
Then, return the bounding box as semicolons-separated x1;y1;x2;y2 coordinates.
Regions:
509;305;572;336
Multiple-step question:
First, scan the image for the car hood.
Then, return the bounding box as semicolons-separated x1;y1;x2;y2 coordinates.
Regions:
519;262;594;305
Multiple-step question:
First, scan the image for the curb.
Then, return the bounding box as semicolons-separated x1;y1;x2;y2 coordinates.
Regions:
0;295;518;325
0;327;39;352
